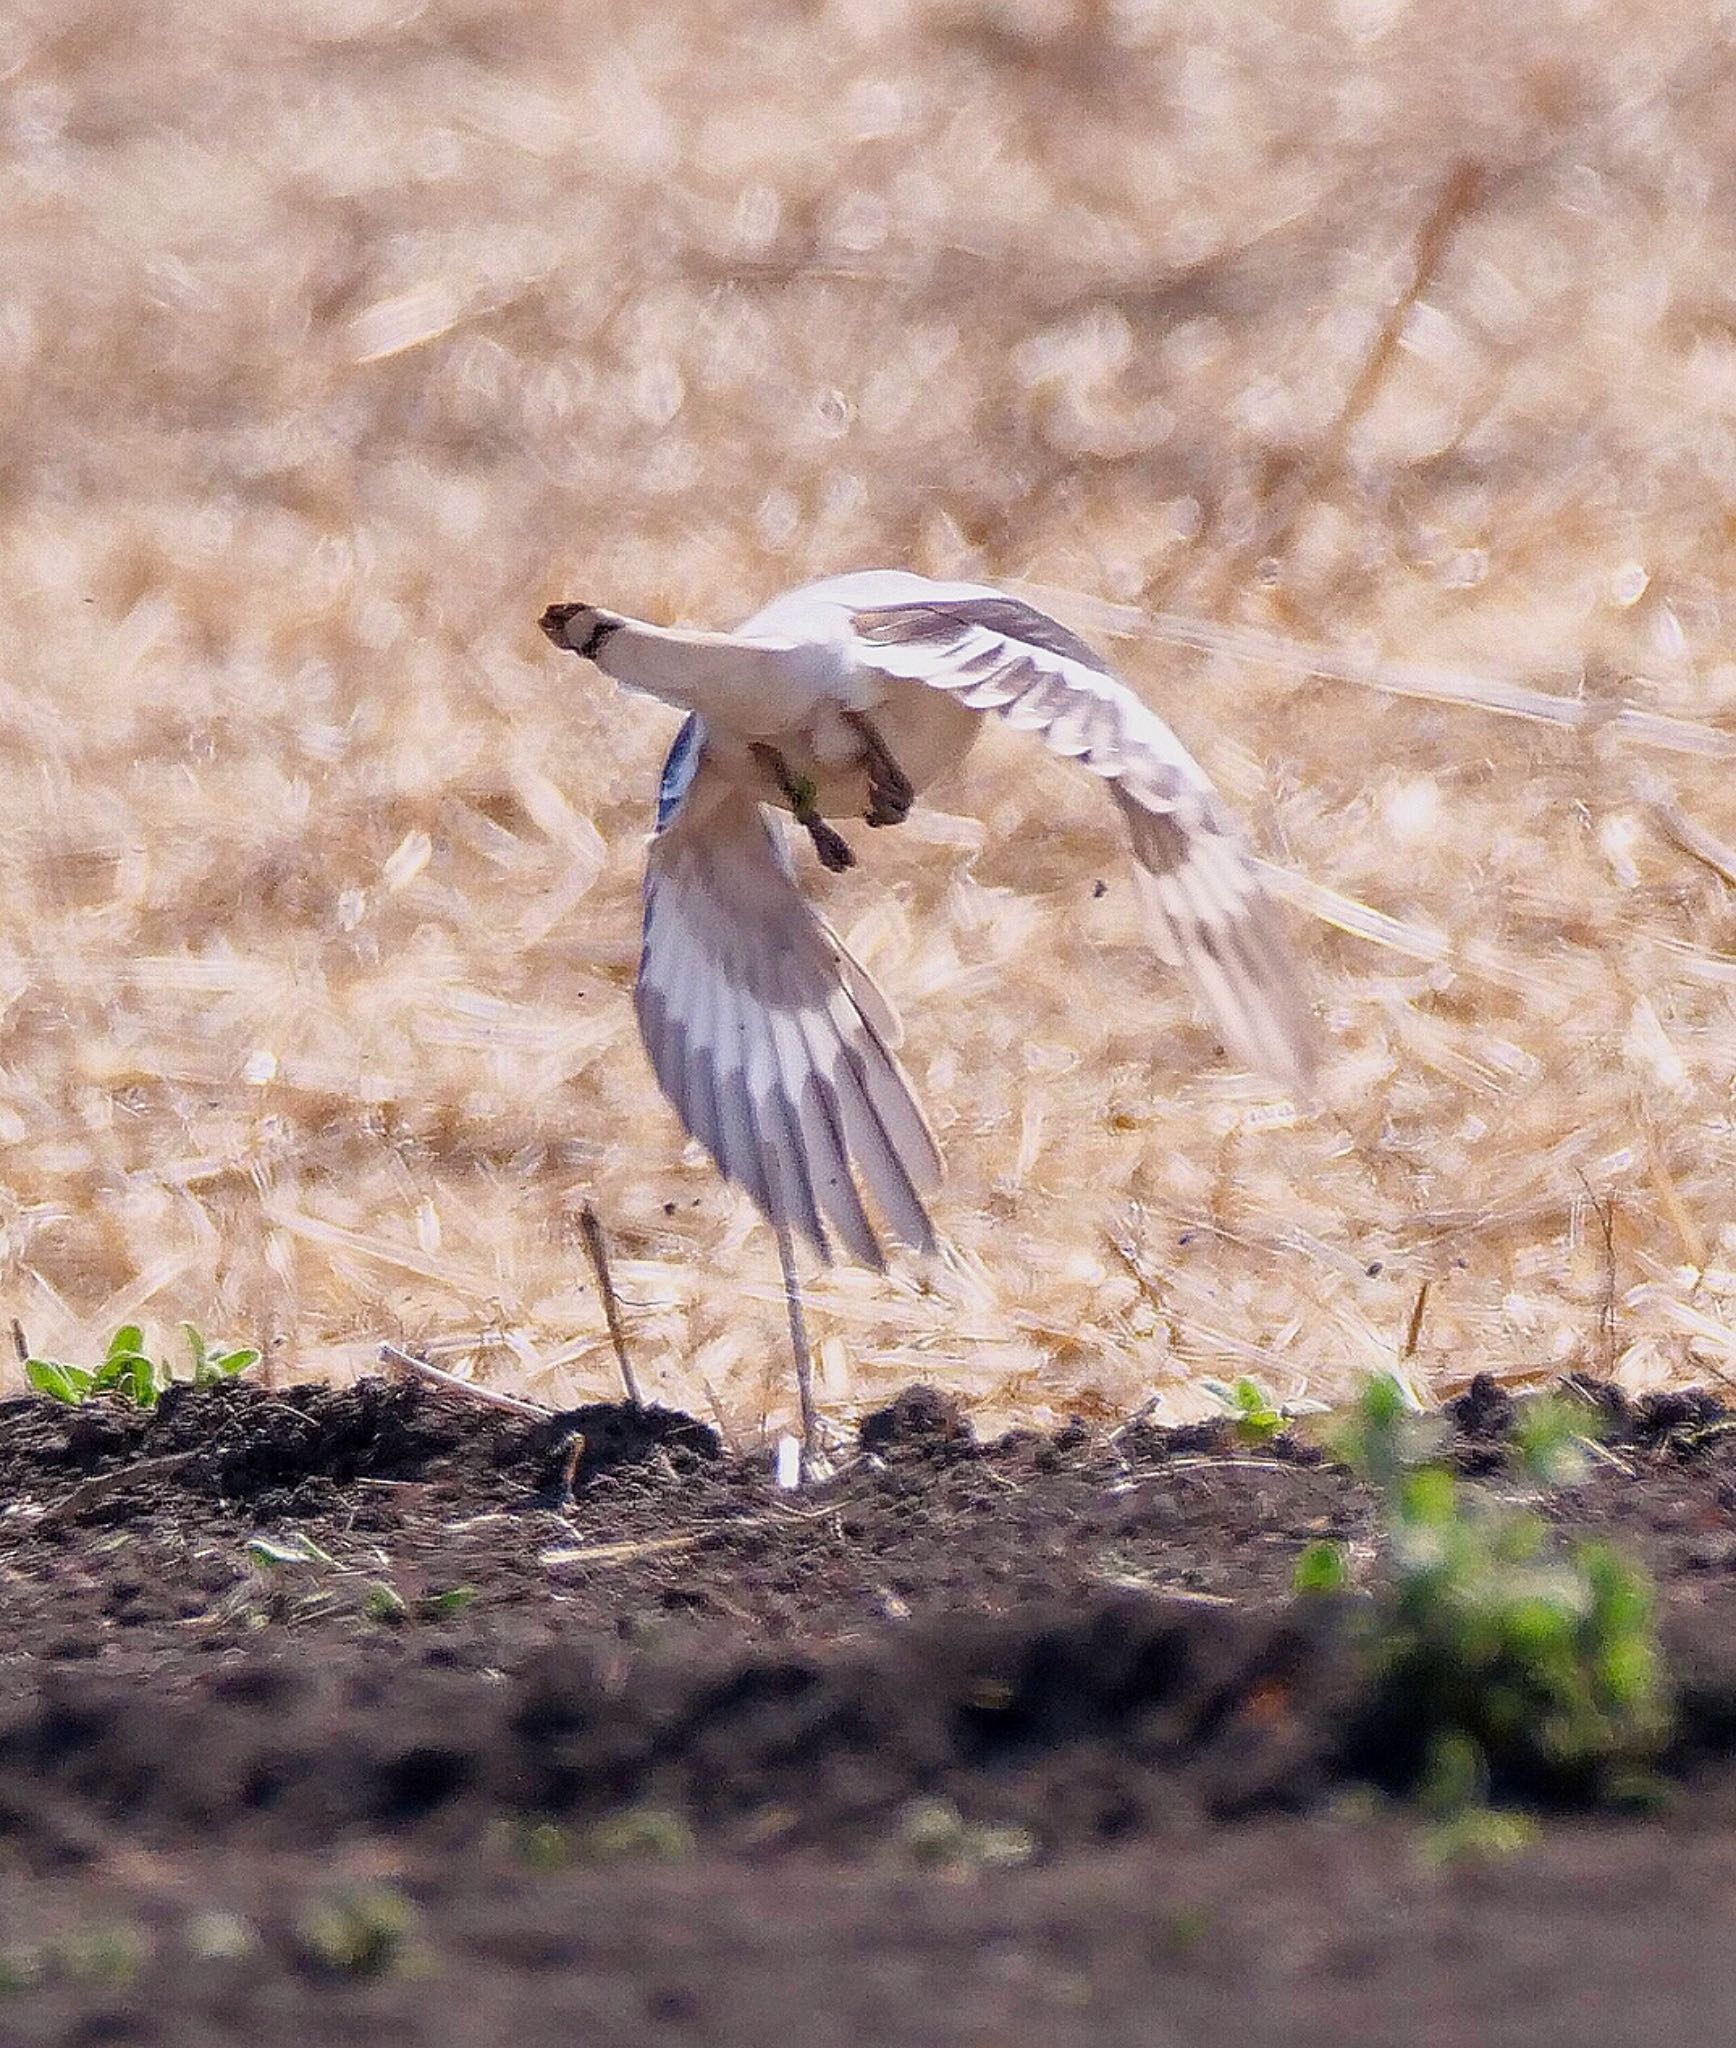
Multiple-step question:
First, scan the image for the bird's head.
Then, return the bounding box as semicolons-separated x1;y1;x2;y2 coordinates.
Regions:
539;602;623;662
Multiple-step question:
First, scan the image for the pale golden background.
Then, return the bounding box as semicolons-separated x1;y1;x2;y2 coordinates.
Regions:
4;0;1736;1436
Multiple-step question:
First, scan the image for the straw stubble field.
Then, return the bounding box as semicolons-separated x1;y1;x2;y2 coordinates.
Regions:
5;0;1736;1435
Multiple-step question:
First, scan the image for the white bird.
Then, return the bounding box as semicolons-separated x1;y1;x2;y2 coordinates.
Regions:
540;571;1316;1443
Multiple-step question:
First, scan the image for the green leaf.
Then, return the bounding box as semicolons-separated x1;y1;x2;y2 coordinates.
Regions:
1362;1373;1407;1430
1231;1378;1283;1445
25;1359;92;1404
1293;1539;1350;1594
1398;1466;1458;1528
363;1583;407;1625
104;1326;145;1366
1512;1394;1597;1487
421;1586;477;1620
580;1806;697;1864
244;1532;340;1571
1420;1808;1539;1868
184;1325;258;1384
93;1351;158;1409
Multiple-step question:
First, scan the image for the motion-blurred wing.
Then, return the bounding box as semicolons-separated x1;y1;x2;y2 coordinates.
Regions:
635;743;942;1268
850;594;1317;1091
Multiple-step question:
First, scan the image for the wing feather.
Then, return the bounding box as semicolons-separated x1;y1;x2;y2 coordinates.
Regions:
851;594;1318;1091
635;752;941;1266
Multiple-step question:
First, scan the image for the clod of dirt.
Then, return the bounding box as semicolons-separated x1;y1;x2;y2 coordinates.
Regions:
1632;1389;1727;1449
1447;1372;1517;1442
528;1401;721;1493
858;1384;974;1457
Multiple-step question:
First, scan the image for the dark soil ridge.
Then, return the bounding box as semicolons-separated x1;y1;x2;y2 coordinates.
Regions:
1;1372;1736;1875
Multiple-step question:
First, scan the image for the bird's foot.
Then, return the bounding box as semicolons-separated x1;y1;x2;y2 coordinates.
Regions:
751;742;857;871
843;711;914;827
807;818;857;872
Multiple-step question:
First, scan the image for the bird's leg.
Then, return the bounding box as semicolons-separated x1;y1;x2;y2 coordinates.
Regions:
841;710;914;827
750;742;856;872
774;1221;819;1481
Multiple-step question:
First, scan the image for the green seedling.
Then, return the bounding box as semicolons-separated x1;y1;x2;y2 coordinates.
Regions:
54;1922;150;1988
495;1816;572;1871
297;1885;423;1979
420;1585;478;1621
243;1531;341;1571
1419;1807;1540;1868
27;1324;157;1407
0;1922;153;1995
1509;1392;1594;1487
363;1582;408;1624
1154;1905;1212;1958
895;1797;1036;1873
26;1321;258;1409
1340;1374;1668;1809
1200;1375;1287;1446
1293;1538;1351;1594
580;1806;697;1864
180;1322;261;1387
364;1582;477;1626
0;1948;38;1997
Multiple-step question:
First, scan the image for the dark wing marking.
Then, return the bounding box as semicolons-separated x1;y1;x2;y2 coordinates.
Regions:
635;759;942;1268
655;712;707;829
851;596;1317;1090
853;596;1107;671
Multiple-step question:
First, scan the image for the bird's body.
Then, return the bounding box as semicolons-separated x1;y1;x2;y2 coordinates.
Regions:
539;570;1317;1277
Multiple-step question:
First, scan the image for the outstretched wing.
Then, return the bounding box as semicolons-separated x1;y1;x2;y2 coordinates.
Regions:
635;730;942;1268
849;595;1317;1091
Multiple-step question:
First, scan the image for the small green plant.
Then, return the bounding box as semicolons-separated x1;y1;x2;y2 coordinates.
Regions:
0;1947;38;1997
180;1323;261;1388
297;1885;423;1979
243;1531;341;1572
1339;1375;1668;1807
1201;1375;1287;1446
1154;1904;1212;1957
1293;1538;1351;1594
26;1325;159;1407
494;1816;572;1871
26;1322;258;1409
0;1922;153;1995
1418;1806;1540;1867
579;1806;697;1864
54;1922;150;1988
1509;1393;1593;1487
895;1797;1036;1873
420;1584;478;1621
362;1581;408;1625
363;1581;478;1626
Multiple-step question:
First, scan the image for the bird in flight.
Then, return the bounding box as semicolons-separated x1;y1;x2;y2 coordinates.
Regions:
540;570;1316;1452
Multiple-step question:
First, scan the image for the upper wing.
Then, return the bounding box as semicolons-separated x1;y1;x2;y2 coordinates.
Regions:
635;739;942;1269
850;595;1318;1091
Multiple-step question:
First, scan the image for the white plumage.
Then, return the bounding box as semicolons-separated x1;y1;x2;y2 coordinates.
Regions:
540;570;1317;1271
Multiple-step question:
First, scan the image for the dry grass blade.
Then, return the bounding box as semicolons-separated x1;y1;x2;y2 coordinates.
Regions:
578;1202;644;1409
539;1533;705;1569
1401;1281;1431;1362
1646;786;1736;890
378;1344;552;1420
